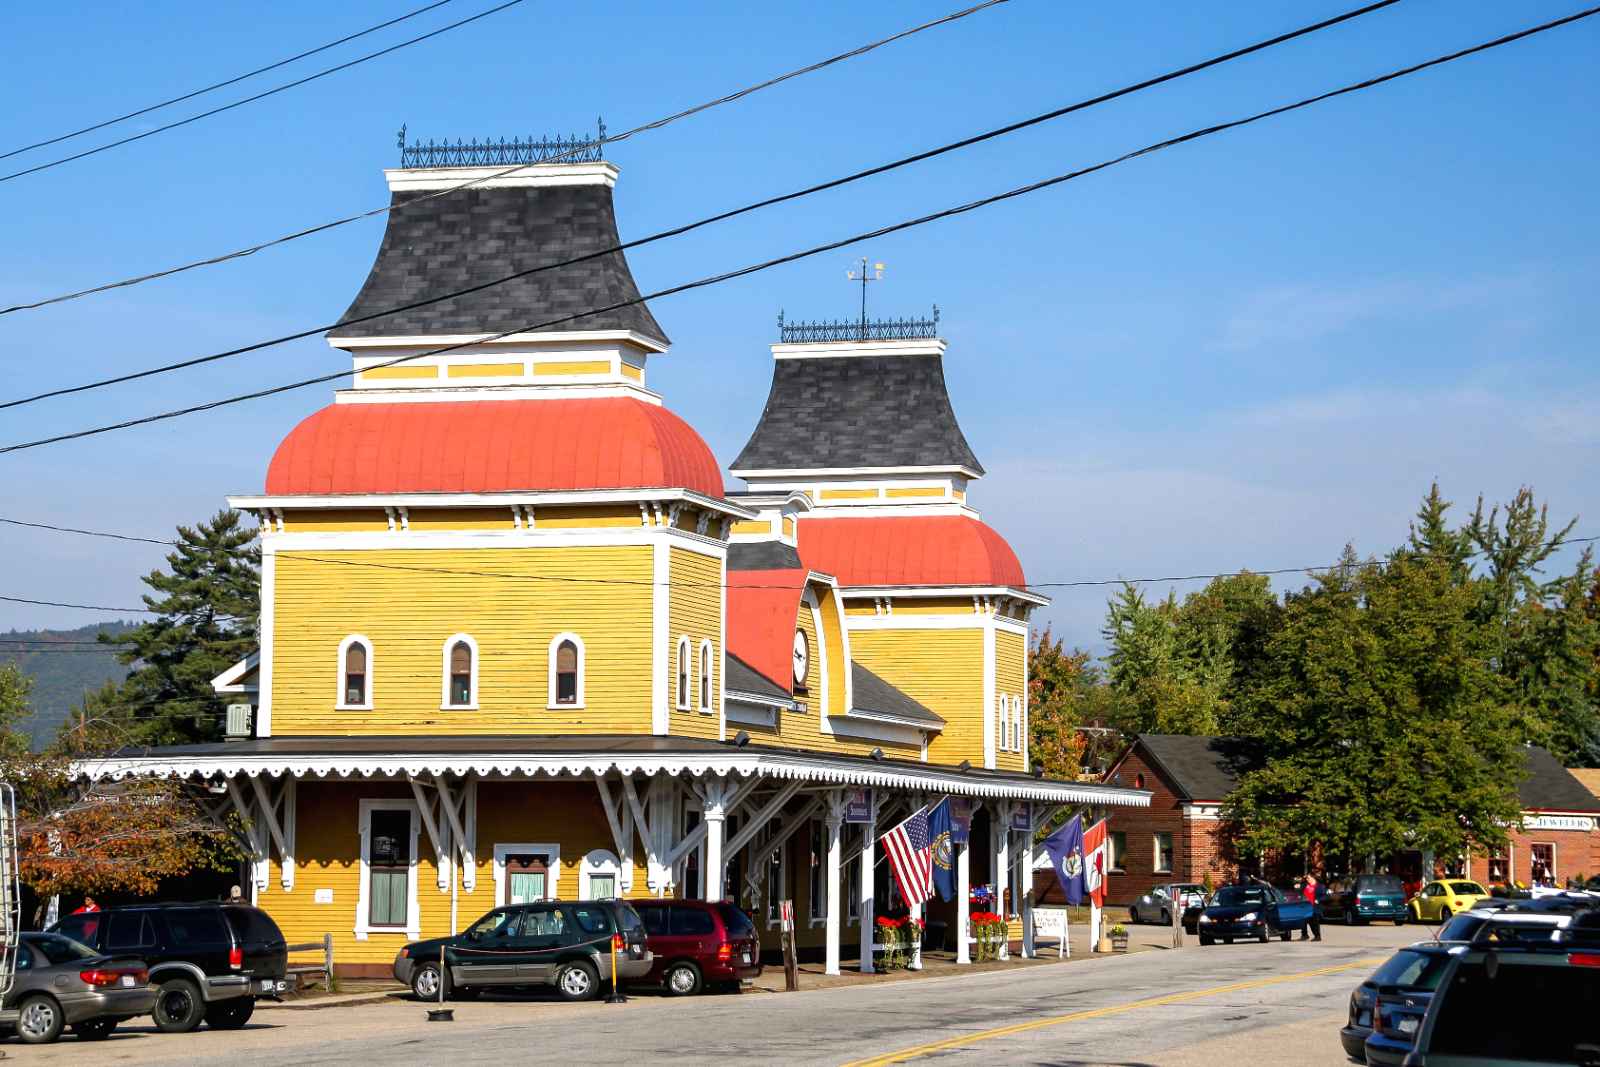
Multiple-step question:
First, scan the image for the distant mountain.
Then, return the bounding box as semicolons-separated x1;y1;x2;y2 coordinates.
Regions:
0;621;135;747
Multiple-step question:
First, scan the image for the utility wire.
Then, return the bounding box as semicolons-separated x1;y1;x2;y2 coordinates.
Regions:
0;513;1592;596
0;0;461;162
0;0;527;185
3;4;1592;452
0;0;1014;315
0;0;1405;411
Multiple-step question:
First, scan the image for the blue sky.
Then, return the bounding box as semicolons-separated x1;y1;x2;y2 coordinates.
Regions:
2;0;1595;649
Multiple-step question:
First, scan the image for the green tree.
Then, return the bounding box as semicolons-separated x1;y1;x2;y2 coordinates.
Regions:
1028;629;1120;778
102;510;259;744
0;665;34;760
1224;552;1524;868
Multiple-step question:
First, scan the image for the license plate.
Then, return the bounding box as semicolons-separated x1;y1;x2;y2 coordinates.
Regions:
741;952;751;964
1398;1016;1418;1035
119;975;136;988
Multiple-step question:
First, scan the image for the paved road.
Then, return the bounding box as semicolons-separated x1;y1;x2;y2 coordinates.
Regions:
13;924;1418;1064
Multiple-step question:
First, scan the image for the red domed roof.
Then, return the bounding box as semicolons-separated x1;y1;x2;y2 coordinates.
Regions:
266;398;724;497
797;515;1026;588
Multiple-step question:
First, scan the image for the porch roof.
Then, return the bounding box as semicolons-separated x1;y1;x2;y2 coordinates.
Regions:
75;734;1150;807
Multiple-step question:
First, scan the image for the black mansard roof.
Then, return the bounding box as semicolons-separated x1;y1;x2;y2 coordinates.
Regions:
731;350;984;475
329;181;667;344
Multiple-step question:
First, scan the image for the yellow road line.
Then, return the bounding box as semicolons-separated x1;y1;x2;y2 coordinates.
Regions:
841;956;1386;1067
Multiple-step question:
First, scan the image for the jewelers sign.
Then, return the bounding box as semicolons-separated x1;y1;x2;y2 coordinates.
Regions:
1524;815;1595;832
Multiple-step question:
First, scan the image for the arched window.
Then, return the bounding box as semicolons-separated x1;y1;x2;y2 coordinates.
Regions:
337;636;372;709
579;848;621;900
1000;695;1012;751
698;639;713;712
676;636;690;710
547;633;585;709
441;635;478;709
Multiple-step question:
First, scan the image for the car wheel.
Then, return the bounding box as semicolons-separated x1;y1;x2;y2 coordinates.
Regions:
1258;927;1269;944
1394;915;1406;926
555;960;600;1002
411;962;448;1002
1345;908;1357;926
73;1017;119;1041
664;961;703;997
1222;938;1233;945
15;994;64;1044
1279;930;1291;942
1130;907;1141;925
205;997;255;1030
154;977;206;1034
1199;934;1214;946
1439;906;1452;921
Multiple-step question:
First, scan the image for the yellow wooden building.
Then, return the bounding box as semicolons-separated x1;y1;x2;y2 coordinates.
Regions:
84;135;1147;977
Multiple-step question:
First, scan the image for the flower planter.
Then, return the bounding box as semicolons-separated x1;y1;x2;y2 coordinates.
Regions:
1110;932;1129;952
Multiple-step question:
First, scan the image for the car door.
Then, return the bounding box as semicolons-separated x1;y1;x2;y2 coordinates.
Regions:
1418;883;1444;921
455;908;523;985
514;904;572;983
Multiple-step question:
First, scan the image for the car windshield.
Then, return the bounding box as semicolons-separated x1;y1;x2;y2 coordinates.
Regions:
1358;875;1403;893
1438;912;1488;940
1446;881;1487;897
1213;887;1268;907
1369;949;1450;991
224;906;284;945
1430;958;1599;1061
466;909;518;939
27;934;100;965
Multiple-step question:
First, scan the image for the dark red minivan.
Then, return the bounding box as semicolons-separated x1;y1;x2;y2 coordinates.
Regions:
628;899;762;996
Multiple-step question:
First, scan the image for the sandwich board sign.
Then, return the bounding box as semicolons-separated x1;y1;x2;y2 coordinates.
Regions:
1032;906;1069;958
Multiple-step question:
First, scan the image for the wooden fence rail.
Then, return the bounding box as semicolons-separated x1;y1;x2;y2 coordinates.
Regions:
286;933;334;992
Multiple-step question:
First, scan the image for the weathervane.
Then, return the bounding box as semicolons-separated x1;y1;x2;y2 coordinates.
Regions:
847;257;885;339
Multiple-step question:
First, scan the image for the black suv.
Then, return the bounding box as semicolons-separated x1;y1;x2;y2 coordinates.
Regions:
52;902;289;1032
395;899;651;1003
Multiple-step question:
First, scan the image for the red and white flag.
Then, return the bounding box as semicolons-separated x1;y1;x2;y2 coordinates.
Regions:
1083;819;1108;908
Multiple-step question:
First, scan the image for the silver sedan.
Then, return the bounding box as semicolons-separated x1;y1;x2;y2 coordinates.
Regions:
0;932;154;1043
1129;883;1206;925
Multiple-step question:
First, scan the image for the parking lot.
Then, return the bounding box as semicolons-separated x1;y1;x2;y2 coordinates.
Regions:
7;921;1423;1064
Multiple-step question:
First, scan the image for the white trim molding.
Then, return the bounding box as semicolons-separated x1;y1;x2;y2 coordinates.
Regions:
355;798;421;941
546;632;586;710
336;635;374;711
440;633;480;711
579;848;623;900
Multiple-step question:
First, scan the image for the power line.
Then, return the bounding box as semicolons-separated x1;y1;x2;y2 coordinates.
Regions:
0;0;1014;316
0;594;155;614
0;0;527;185
0;516;171;546
0;7;1400;409
0;0;461;162
3;4;1591;450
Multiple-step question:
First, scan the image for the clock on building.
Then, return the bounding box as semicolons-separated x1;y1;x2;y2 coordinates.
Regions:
792;629;810;690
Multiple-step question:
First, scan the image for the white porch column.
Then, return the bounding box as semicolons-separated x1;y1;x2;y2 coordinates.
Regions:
858;792;882;974
703;783;728;902
908;793;925;971
1021;805;1038;959
956;831;971;965
995;803;1011;961
825;791;845;976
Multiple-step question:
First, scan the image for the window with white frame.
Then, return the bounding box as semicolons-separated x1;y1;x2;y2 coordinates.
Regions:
698;639;713;712
1154;831;1174;874
442;635;477;708
1004;695;1015;751
808;821;826;920
548;633;584;708
358;800;418;938
581;848;622;900
337;635;372;709
676;636;691;710
764;837;786;923
1014;696;1025;753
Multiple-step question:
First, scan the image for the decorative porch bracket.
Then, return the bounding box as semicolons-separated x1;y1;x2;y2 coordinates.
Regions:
406;776;454;892
226;775;296;891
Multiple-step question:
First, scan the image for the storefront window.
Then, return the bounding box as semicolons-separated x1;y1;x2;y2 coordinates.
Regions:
1109;831;1127;873
1530;843;1555;887
368;809;411;927
1488;849;1510;884
1154;832;1174;874
809;822;826;920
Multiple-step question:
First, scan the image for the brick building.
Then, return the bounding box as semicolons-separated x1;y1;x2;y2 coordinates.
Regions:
1466;747;1600;887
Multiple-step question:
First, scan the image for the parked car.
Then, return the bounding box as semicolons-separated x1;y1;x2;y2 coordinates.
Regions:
0;932;152;1044
1195;884;1313;945
394;899;651;1003
52;902;288;1033
1338;944;1454;1061
1324;874;1408;925
628;899;762;995
1399;913;1600;1065
1407;879;1490;924
1129;883;1204;926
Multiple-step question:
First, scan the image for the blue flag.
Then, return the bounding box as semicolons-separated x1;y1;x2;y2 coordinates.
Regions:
926;798;957;902
1041;814;1086;905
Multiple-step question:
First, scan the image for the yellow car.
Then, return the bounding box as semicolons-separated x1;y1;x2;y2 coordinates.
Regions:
1408;879;1491;922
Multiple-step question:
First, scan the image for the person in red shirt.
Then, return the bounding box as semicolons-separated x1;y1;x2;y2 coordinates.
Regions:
71;896;99;914
1300;875;1322;941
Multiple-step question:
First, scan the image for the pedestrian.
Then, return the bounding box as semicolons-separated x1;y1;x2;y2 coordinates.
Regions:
72;895;99;915
1301;875;1322;942
225;885;244;903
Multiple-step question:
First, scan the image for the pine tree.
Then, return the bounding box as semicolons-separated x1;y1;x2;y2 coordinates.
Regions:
103;510;259;744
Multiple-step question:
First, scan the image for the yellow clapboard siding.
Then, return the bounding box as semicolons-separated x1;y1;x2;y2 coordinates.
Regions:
406;508;513;531
953;489;966;501
668;547;722;738
849;627;984;767
533;360;611;376
360;365;438;380
446;362;524;378
782;516;795;538
818;488;879;500
535;505;644;529
281;509;391;533
818;584;847;720
620;363;643;382
730;521;772;535
995;628;1027;773
270;546;652;734
884;487;945;499
844;604;879;616
889;597;976;615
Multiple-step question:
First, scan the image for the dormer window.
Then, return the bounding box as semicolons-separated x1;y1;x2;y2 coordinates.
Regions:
548;633;585;709
442;635;478;709
338;636;372;710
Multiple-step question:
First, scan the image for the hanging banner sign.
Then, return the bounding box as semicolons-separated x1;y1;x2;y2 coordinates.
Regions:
950;797;973;843
843;788;875;824
1011;803;1033;832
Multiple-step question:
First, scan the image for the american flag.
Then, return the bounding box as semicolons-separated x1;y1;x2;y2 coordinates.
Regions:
880;806;934;906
